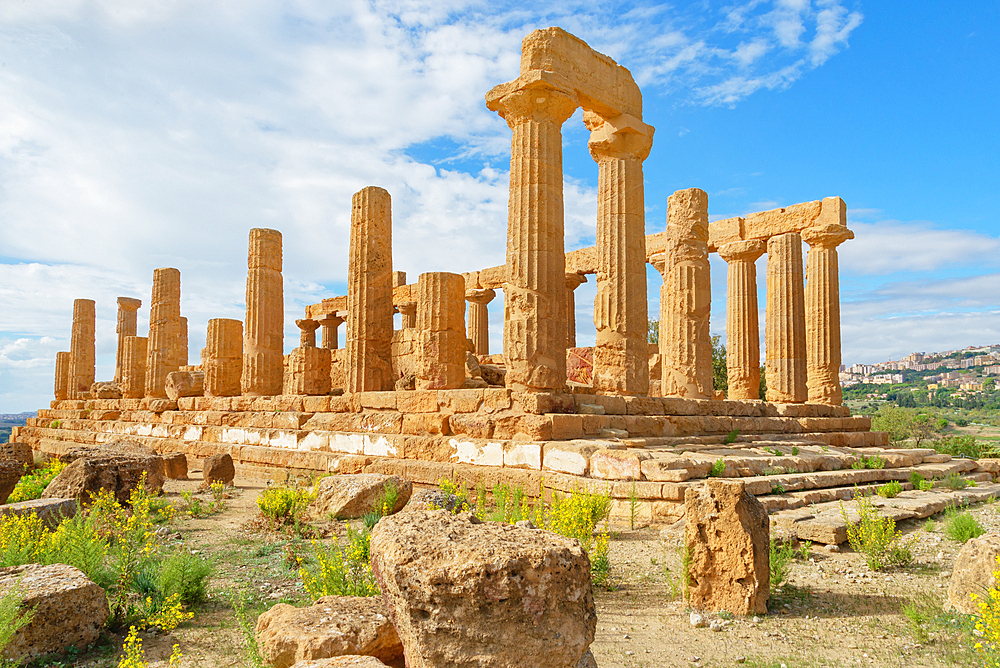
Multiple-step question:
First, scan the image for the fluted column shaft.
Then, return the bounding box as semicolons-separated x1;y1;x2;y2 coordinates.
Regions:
398;303;416;330
318;314;344;349
588;113;653;395
242;228;283;396
765;232;808;403
114;297;141;383
146;268;181;398
417;272;466;390
565;274;586;349
121;336;148;399
54;351;71;401
490;87;577;391
205;318;243;397
719;240;766;401
660;188;712;399
346;186;394;393
177;316;188;368
803;224;853;405
465;288;496;356
68;298;96;400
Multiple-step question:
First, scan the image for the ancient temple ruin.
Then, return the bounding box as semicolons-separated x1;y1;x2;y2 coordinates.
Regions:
16;27;975;538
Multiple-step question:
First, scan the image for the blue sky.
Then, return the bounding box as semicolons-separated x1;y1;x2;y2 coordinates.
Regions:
1;0;997;413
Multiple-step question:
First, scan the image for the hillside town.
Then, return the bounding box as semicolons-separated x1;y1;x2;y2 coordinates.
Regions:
841;344;1000;392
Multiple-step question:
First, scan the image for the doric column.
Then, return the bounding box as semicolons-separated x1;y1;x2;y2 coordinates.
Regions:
346;186;394;393
803;222;854;405
487;86;577;391
68;298;96;400
242;228;284;396
719;240;766;401
587;112;654;396
205;318;243;397
114;297;141;383
765;232;808;403
178;316;189;368
296;319;320;348
416;272;466;390
398;303;417;330
318;314;344;349
465;288;496;356
145;268;181;398
565;274;586;349
660;188;712;399
54;351;71;401
121;336;148;399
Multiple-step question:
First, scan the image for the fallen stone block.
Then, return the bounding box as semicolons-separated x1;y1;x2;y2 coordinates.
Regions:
948;533;1000;615
162;452;189;480
256;596;402;668
0;459;22;505
371;509;596;668
686;478;769;615
0;498;77;528
42;449;164;505
204;452;235;485
310;474;412;520
0;563;109;662
0;443;33;467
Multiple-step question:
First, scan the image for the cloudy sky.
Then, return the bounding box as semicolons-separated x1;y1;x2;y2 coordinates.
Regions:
1;0;997;412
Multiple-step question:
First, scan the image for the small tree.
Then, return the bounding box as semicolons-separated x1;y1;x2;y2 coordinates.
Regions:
647;319;659;345
711;334;727;393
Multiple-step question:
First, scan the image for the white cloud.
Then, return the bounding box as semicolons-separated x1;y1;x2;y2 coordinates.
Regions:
840;221;1000;275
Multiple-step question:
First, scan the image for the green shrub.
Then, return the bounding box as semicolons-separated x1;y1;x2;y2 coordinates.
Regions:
851;454;886;470
944;507;985;543
7;459;67;504
723;429;739;445
0;578;33;662
935;435;982;459
840;495;914;570
708;459;726;477
257;486;314;524
299;526;379;599
373;479;400;517
158;550;213;606
878;481;903;498
944;471;970;490
770;539;810;592
909;471;934;492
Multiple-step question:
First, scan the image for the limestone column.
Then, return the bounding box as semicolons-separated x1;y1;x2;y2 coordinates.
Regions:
660;189;712;399
114;297;141;383
765;232;808;403
296;319;320;348
803;223;854;405
416;272;466;390
242;228;284;396
465;288;496;356
178;316;189;368
121;336;148;399
68;298;96;400
487;86;577;391
398;303;417;330
719;240;766;401
587;113;654;396
54;351;71;401
565;274;586;349
346;186;394;393
318;314;344;349
205;318;243;397
145;268;181;399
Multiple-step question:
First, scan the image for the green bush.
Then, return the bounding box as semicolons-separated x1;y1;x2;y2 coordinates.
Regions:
257;486;314;524
943;471;970;490
840;495;914;570
708;459;726;477
934;435;982;459
944;507;985;543
878;481;903;498
909;471;934;492
7;459;67;504
299;526;379;599
158;550;213;606
770;539;810;592
0;579;33;663
851;454;886;470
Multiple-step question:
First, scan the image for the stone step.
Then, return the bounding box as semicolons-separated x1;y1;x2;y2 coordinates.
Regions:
770;482;1000;544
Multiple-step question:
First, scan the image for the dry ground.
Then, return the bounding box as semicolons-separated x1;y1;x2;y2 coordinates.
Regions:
48;472;993;668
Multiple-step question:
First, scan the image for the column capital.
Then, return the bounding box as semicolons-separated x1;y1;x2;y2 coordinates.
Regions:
801;224;854;249
397;301;417;316
295;318;320;333
565;273;587;291
585;111;654;162
718;239;767;263
488;85;578;131
649;252;666;276
317;313;344;327
117;297;142;311
465;288;496;305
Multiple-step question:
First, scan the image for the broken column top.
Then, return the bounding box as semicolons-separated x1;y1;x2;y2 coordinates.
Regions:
117;297;141;310
248;228;282;271
486;26;642;121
